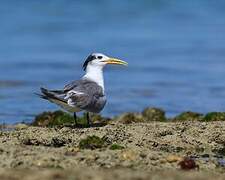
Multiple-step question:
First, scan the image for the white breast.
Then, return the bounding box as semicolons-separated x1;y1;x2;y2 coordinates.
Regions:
82;64;105;92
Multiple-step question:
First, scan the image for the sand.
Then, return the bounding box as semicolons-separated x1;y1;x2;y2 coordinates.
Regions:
0;120;224;179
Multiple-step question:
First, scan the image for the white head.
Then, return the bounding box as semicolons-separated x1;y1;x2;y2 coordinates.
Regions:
82;53;128;91
82;53;127;71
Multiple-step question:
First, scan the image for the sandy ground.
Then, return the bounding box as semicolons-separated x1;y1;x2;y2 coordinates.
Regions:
0;121;224;179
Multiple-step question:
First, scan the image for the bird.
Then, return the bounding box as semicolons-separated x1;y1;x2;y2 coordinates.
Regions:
37;53;128;126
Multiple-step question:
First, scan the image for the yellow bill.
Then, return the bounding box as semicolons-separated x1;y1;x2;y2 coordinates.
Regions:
103;58;128;66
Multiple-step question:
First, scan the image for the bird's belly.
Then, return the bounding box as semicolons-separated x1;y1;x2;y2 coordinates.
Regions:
51;98;82;113
64;105;82;113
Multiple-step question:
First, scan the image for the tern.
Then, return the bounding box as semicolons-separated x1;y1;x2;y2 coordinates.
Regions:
38;53;128;126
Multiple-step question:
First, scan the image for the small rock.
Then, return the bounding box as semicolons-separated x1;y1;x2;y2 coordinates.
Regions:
178;157;199;170
166;155;183;163
120;150;138;161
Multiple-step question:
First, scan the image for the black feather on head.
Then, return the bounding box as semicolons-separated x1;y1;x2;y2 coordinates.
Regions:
83;54;96;71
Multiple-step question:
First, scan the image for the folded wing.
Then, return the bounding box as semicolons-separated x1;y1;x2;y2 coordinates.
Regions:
38;79;106;113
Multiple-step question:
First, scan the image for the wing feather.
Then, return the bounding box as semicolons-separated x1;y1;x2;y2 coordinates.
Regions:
38;79;106;113
66;91;91;109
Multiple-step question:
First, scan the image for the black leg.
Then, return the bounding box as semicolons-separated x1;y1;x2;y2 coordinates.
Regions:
86;112;90;126
74;112;78;126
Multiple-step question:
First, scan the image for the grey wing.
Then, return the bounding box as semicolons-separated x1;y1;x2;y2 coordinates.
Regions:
65;90;92;109
64;80;80;91
86;95;106;113
38;79;106;113
66;91;106;113
65;80;107;113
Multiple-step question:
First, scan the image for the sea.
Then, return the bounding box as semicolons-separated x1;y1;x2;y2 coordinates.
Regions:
0;0;225;123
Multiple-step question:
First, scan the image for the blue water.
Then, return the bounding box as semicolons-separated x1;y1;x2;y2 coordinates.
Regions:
1;0;225;124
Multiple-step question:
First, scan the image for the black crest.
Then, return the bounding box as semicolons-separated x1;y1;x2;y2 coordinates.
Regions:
83;54;96;71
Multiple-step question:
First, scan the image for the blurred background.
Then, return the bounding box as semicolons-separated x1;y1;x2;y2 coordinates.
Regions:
0;0;225;123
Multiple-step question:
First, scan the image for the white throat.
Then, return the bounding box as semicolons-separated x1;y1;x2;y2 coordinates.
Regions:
83;65;105;91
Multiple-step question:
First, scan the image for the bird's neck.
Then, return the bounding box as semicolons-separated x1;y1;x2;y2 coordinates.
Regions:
83;65;105;91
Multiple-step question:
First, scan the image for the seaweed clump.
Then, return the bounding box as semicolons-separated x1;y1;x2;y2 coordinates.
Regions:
79;135;107;150
32;111;74;127
203;112;225;121
142;107;166;122
32;111;109;127
110;144;125;150
116;113;143;124
90;113;110;125
173;112;203;121
115;107;166;124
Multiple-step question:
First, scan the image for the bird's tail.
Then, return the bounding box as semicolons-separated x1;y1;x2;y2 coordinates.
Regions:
36;87;82;113
36;87;66;104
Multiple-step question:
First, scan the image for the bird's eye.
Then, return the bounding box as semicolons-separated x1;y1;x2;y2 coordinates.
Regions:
97;56;103;59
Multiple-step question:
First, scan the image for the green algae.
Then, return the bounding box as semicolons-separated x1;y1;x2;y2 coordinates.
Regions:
203;112;225;121
32;111;108;127
142;107;166;122
173;111;203;121
32;108;225;128
32;111;75;127
115;107;166;124
110;144;125;150
79;135;107;150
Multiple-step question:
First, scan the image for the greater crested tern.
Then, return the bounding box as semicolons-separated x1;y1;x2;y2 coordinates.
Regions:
38;53;128;126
